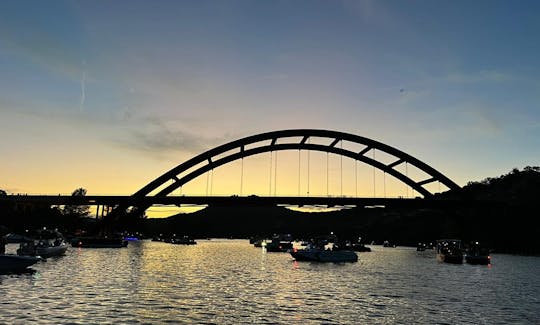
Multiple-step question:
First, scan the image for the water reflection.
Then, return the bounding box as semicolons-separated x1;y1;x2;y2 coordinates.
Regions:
0;241;538;324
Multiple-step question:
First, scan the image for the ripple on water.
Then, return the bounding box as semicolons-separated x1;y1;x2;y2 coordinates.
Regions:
1;242;539;324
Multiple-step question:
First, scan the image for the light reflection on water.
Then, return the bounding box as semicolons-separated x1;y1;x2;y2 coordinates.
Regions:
1;240;539;324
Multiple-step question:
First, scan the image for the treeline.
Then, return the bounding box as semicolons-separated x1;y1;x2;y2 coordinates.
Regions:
0;188;92;235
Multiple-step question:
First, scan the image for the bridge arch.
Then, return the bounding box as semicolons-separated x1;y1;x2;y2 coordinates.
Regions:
133;129;460;200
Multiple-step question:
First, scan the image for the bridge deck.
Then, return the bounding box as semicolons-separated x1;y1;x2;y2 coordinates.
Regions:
0;195;480;209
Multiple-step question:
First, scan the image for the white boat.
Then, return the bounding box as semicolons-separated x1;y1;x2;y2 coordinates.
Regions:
35;240;68;258
17;234;68;258
0;254;40;272
290;245;358;263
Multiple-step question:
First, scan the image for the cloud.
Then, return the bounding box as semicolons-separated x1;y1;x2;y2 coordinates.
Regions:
111;117;226;157
79;70;86;111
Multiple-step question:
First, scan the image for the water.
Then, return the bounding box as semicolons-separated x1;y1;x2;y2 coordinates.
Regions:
1;240;539;324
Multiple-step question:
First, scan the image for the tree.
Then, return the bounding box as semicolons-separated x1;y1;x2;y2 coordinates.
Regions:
0;189;7;196
63;187;90;217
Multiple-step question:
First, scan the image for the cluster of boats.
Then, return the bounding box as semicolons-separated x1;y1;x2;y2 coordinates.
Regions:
436;239;491;265
152;235;197;245
0;229;136;272
251;234;373;263
1;228;69;273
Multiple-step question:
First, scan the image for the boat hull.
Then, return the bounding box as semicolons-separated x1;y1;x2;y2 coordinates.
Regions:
0;255;40;271
36;245;68;258
437;253;463;264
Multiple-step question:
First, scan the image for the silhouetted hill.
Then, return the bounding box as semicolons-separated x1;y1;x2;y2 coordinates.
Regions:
458;166;540;201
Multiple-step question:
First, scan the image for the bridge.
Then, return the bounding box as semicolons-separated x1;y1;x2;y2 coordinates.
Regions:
0;194;470;210
2;129;464;217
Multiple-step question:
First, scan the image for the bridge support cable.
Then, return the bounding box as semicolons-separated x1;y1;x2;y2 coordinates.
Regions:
326;152;329;197
274;151;278;196
355;160;358;197
384;172;387;198
269;151;273;196
240;157;244;196
405;162;409;198
340;140;343;197
120;129;461;216
206;171;210;196
298;149;301;196
307;138;310;196
373;149;376;197
210;169;214;196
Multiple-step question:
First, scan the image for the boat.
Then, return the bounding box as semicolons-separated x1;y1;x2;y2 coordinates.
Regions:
465;242;491;265
342;237;371;252
172;235;197;245
264;234;293;252
436;239;463;264
16;229;68;258
71;236;128;248
264;238;293;252
0;254;40;272
18;239;68;258
290;244;358;263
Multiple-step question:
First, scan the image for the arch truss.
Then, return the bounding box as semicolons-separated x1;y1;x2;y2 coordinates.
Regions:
133;129;460;200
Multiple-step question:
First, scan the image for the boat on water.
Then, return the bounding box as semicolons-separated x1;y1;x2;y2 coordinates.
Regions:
16;229;68;258
465;242;491;265
436;239;463;264
264;234;293;252
18;239;68;258
290;244;358;263
265;238;293;252
0;254;41;272
341;237;371;252
172;235;197;245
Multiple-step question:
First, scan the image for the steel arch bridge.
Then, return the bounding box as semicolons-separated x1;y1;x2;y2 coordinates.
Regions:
131;129;460;207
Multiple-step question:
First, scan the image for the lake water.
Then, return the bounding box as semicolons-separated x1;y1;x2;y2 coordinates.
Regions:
1;240;539;324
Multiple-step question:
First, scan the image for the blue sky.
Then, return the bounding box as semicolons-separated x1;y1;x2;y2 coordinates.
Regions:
1;0;539;197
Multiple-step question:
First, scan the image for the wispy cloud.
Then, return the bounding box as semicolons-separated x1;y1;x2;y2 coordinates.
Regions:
79;70;86;111
111;117;226;157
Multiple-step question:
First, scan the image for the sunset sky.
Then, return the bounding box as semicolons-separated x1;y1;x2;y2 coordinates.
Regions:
1;1;539;208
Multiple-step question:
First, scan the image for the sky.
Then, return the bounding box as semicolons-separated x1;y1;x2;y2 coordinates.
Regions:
1;1;539;209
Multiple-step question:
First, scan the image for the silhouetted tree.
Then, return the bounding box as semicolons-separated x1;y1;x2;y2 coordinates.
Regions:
63;187;90;217
0;189;7;196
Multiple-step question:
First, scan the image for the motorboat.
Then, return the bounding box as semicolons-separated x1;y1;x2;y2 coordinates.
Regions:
264;234;293;252
290;244;358;263
0;254;40;272
16;229;68;258
342;238;371;252
172;236;197;245
265;238;293;252
436;239;463;264
465;242;491;265
18;239;68;258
